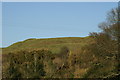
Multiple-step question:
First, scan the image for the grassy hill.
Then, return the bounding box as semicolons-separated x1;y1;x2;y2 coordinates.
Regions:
2;36;93;54
2;36;118;78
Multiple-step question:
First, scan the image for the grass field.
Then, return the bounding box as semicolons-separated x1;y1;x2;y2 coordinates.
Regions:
2;36;93;54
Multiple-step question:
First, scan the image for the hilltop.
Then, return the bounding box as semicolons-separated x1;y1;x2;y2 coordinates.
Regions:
2;36;93;54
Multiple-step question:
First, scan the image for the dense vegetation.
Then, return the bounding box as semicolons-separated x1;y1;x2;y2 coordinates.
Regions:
2;8;120;79
2;37;94;78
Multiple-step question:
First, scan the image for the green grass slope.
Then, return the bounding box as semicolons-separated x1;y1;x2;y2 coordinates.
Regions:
3;36;93;54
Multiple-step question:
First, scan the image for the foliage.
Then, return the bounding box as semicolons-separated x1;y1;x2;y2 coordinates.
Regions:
86;7;120;77
2;7;119;78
